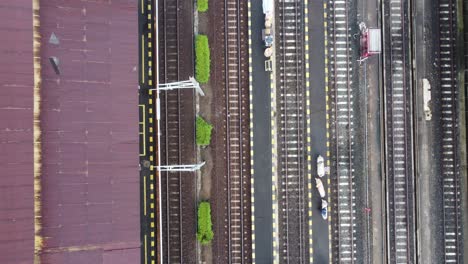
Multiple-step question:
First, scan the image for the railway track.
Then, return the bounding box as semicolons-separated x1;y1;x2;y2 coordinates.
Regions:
383;0;415;262
276;0;307;262
329;0;356;261
222;0;251;262
159;0;183;262
438;0;462;261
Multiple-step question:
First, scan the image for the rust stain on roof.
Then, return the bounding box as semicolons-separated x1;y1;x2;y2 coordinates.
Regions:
41;241;140;254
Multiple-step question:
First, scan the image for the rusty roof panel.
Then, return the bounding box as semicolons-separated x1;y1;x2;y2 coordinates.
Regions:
0;1;34;264
38;0;140;262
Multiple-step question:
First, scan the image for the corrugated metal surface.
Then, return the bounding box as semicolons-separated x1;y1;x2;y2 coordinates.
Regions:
0;1;35;264
38;0;140;263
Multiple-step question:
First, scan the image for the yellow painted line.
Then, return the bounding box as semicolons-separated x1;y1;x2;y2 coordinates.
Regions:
141;0;144;14
139;105;146;156
141;35;145;84
144;176;147;215
144;235;148;264
323;7;332;261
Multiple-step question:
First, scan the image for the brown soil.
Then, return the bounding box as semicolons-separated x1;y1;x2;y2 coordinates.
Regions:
197;3;214;264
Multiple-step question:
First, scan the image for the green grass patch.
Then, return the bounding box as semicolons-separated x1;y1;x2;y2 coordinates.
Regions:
197;201;214;245
197;0;208;12
196;116;213;146
195;35;210;84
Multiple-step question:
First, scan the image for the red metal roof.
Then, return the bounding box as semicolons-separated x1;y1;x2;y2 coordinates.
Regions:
37;0;140;262
0;1;35;263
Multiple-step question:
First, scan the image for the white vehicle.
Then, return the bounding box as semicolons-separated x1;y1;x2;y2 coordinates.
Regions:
321;199;328;220
315;178;326;198
317;155;325;177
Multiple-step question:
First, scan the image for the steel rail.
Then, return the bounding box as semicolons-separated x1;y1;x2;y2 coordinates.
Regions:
294;0;305;261
440;0;460;260
399;0;411;259
162;0;183;262
332;0;355;261
279;0;291;262
224;0;247;262
235;0;245;262
278;0;305;262
345;0;355;261
387;0;412;260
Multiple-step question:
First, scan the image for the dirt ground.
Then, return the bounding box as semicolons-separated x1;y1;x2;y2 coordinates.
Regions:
196;4;214;264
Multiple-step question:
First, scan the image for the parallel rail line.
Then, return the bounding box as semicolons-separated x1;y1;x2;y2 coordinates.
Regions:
438;0;462;261
159;0;183;262
329;0;356;261
276;0;307;262
223;0;251;262
384;0;415;262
